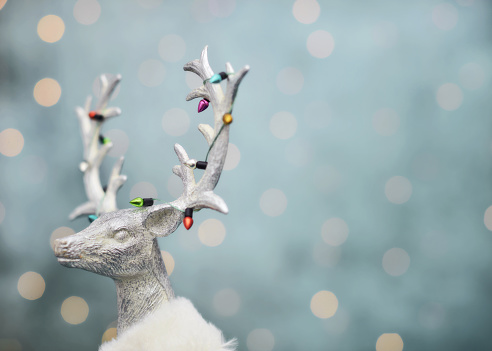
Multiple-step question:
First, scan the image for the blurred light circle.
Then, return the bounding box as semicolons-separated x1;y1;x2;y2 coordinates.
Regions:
459;62;486;90
270;111;297;140
484;206;492;231
185;71;203;89
50;226;75;251
285;138;313;167
310;290;338;318
167;174;183;198
0;0;7;11
304;100;331;128
372;108;399;136
101;328;117;343
161;108;190;136
224;143;240;170
313;243;341;267
382;248;410;276
372;21;398;48
436;83;463;111
0;339;21;351
160;251;175;275
259;189;287;217
137;0;163;9
313;165;342;193
246;329;275;351
292;0;320;24
198;218;226;247
432;3;458;30
191;0;214;23
130;181;158;200
73;0;101;25
376;333;404;351
0;202;4;225
213;288;241;316
138;59;166;87
33;78;61;107
92;73;121;100
37;15;65;43
158;35;186;63
61;296;89;324
0;128;24;157
17;272;45;300
307;30;335;58
418;302;445;329
321;218;349;246
385;176;412;204
20;155;48;184
276;67;304;95
324;307;350;334
209;0;235;18
105;129;129;157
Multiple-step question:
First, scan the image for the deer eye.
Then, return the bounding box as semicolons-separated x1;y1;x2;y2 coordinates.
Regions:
114;230;129;242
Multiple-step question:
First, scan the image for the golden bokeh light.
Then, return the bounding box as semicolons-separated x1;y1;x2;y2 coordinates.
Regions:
246;328;275;351
50;226;75;250
436;83;463;111
161;251;175;275
382;248;410;276
292;0;320;24
376;333;404;351
259;188;288;217
61;296;89;324
0;128;24;157
213;288;241;316
198;219;226;247
0;0;7;10
385;176;412;204
310;290;338;319
33;78;62;107
101;328;117;343
17;271;46;300
270;111;297;140
307;30;335;58
224;143;240;170
321;218;349;246
484;206;492;231
37;15;65;43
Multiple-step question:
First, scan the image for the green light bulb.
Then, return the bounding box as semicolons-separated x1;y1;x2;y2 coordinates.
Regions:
130;197;144;207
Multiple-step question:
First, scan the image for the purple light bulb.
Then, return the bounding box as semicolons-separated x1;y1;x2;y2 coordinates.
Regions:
198;99;210;113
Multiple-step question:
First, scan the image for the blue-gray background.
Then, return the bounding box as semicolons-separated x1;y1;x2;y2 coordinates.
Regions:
1;0;491;350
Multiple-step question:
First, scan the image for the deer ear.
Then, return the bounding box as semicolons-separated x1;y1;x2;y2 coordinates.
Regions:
143;205;184;237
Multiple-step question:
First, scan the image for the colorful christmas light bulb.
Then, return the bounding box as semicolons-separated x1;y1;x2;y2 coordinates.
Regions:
198;99;210;113
222;113;233;125
183;208;193;230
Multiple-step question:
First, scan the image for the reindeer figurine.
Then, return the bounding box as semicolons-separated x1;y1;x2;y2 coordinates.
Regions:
54;46;249;351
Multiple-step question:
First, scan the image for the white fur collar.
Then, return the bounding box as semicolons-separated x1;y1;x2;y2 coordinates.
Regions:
99;297;236;351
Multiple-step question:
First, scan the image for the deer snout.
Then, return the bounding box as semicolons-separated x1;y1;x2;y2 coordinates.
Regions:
54;238;81;260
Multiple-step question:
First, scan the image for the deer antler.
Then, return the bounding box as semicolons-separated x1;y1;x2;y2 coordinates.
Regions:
69;74;127;220
162;46;249;219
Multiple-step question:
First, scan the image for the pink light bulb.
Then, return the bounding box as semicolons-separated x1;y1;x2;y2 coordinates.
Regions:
198;99;209;113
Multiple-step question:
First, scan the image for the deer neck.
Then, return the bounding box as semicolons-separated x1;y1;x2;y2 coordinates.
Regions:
114;239;174;334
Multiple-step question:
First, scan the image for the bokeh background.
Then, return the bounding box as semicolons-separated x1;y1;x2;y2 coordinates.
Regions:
1;0;491;350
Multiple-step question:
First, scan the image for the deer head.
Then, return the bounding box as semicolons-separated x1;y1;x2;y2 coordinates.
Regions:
54;46;249;333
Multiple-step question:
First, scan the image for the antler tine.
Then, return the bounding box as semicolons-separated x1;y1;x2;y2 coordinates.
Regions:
165;47;248;216
69;74;126;220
